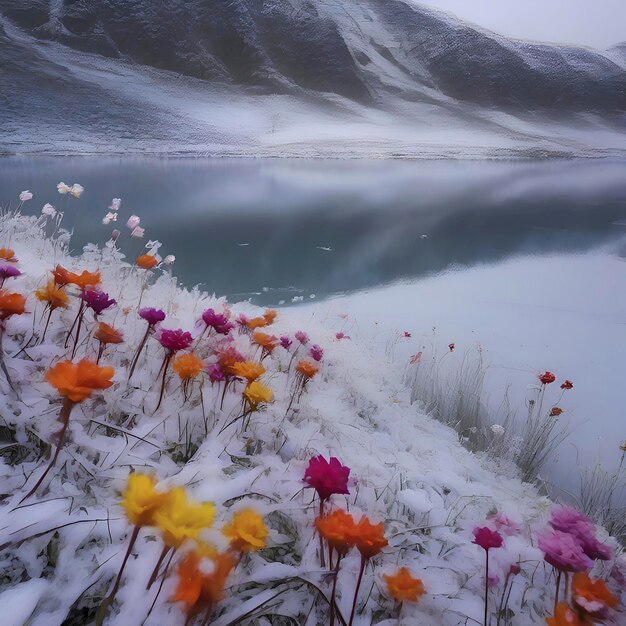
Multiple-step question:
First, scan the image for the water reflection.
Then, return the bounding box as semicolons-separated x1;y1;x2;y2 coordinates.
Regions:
1;157;625;304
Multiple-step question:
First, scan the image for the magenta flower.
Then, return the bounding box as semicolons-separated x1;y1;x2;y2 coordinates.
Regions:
139;307;166;326
295;330;309;345
303;455;350;502
206;363;225;383
473;527;504;551
280;335;292;350
157;328;193;352
538;530;593;572
310;345;324;362
549;506;591;533
201;308;234;335
0;265;21;283
335;332;350;340
549;506;612;561
82;289;116;316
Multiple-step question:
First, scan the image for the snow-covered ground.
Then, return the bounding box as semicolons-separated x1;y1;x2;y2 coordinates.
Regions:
0;196;623;625
299;249;626;499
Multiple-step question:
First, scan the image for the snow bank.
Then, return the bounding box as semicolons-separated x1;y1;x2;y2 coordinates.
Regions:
0;209;622;625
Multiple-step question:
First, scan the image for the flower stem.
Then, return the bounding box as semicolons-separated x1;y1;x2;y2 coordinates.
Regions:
70;301;85;359
41;307;53;343
554;569;562;613
20;398;74;502
348;556;366;626
146;545;171;590
329;554;342;626
484;549;489;626
319;499;326;569
154;353;172;413
128;324;151;380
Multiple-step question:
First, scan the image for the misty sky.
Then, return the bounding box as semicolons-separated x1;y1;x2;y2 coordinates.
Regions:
417;0;625;49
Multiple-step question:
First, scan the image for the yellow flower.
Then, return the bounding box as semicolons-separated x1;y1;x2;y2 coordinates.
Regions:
154;487;216;548
231;360;266;382
121;473;171;527
243;381;274;409
222;508;269;553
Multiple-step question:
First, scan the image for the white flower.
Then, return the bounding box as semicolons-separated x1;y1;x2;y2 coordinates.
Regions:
102;217;111;225
109;198;121;211
126;215;141;229
491;424;505;436
19;190;33;202
70;183;84;198
131;226;145;238
41;203;56;217
57;182;72;195
163;255;175;265
104;212;117;222
145;239;162;251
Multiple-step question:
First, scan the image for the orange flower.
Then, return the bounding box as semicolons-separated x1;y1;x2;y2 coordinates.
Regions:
546;603;593;626
252;331;279;353
296;360;319;379
136;254;158;270
172;352;204;380
0;291;26;320
315;509;357;557
45;359;114;402
52;265;72;287
94;322;124;345
230;360;266;382
171;551;237;614
0;248;18;263
67;269;101;290
246;316;268;330
384;568;425;603
352;516;388;559
263;309;277;324
35;280;70;310
571;572;618;616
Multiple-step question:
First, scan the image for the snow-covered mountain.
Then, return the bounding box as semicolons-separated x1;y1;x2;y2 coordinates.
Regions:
1;0;625;156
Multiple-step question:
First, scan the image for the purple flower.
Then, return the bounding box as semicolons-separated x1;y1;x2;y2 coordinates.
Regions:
310;344;324;362
280;335;292;350
487;573;500;588
472;527;504;551
139;307;166;326
206;363;225;383
538;530;593;572
295;330;309;345
157;328;193;352
201;308;234;335
303;455;350;501
0;265;21;281
82;289;116;315
550;507;612;561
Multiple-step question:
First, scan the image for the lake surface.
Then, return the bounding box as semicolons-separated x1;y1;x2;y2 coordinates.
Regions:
2;156;626;497
1;157;626;305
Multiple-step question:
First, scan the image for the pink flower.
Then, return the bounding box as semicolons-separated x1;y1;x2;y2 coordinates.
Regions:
538;371;556;385
538;530;593;572
206;363;225;383
201;308;234;335
403;331;411;338
139;307;166;326
82;289;116;316
310;345;324;362
280;335;292;350
303;455;350;502
550;507;593;534
487;512;520;537
335;332;350;340
487;573;500;588
472;527;504;551
295;331;309;345
157;328;193;352
549;507;612;562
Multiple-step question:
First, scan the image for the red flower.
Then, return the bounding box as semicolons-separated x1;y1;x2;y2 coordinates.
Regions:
538;371;556;385
303;455;350;502
561;380;574;390
403;331;411;338
550;407;563;417
448;343;455;352
472;526;504;551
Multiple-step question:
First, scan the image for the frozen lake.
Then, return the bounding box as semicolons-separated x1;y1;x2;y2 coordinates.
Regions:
1;156;625;497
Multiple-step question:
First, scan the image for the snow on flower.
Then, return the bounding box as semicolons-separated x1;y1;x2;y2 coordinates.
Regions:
57;182;72;194
19;190;33;202
163;254;176;265
127;215;141;229
131;226;145;238
41;203;56;217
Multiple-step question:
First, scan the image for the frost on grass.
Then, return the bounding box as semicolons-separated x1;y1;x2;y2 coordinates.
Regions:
0;200;624;626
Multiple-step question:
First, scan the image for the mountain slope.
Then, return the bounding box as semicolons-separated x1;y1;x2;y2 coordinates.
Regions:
1;0;625;156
